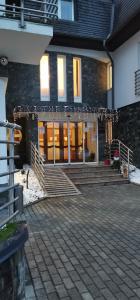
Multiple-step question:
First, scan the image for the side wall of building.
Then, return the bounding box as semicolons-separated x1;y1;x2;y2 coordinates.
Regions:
113;30;140;109
113;32;140;166
115;102;140;167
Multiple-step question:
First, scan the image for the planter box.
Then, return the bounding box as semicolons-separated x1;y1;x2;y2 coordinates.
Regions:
0;222;28;300
104;159;110;166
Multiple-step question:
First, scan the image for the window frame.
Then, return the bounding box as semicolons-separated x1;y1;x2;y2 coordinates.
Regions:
40;54;50;102
58;0;74;21
73;57;82;103
57;54;67;102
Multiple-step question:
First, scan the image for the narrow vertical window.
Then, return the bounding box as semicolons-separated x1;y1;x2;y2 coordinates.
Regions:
107;63;112;90
73;57;82;102
40;54;50;101
57;55;66;102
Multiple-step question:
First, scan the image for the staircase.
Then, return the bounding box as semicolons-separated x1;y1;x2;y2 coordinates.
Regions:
63;165;129;186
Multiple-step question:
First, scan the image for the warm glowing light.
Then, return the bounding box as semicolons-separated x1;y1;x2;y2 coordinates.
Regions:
57;56;66;99
64;136;68;142
40;55;49;100
107;63;112;90
73;58;81;98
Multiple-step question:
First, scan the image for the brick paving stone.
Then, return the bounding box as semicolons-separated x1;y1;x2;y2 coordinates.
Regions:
56;284;68;298
75;281;88;293
24;184;140;300
80;273;93;286
48;292;59;300
68;270;80;281
44;281;55;294
33;278;44;290
116;292;128;300
68;288;83;300
81;292;94;300
64;261;75;271
58;267;68;279
63;277;75;289
51;274;62;285
40;271;51;282
133;288;140;297
119;284;135;297
35;288;47;299
101;288;116;300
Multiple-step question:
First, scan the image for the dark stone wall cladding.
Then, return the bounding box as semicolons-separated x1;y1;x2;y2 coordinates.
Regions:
5;51;107;117
54;0;112;40
115;102;140;167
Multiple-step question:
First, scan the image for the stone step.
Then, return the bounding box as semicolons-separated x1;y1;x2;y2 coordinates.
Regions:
64;166;113;174
68;171;119;179
74;177;129;186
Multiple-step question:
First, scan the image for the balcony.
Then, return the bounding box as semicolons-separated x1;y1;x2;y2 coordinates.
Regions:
135;69;140;96
0;0;58;64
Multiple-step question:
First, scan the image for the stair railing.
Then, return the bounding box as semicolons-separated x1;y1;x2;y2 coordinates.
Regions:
111;139;133;174
0;121;22;228
31;142;45;189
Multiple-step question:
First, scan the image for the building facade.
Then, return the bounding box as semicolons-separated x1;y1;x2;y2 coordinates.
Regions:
0;0;140;167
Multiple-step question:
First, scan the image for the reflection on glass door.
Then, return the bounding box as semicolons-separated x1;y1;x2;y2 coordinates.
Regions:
54;122;60;162
84;121;97;162
54;122;68;163
47;122;54;162
63;122;68;162
70;122;83;162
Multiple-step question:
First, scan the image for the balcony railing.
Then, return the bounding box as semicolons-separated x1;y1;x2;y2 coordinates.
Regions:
135;69;140;96
0;0;58;28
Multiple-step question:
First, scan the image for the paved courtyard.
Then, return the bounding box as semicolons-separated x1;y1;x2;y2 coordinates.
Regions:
24;184;140;300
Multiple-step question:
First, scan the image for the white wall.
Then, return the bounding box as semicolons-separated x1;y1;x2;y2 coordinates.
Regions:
113;31;140;109
0;18;53;65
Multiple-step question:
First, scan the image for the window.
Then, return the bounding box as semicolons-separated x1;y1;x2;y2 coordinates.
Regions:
105;120;112;144
107;63;112;90
40;54;50;101
59;0;74;21
57;55;66;102
73;57;82;103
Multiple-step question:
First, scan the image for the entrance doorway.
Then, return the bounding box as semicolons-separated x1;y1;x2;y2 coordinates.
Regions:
38;120;98;164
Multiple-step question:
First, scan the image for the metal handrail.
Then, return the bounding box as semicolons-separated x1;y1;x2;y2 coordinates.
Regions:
31;142;45;189
0;0;58;28
111;139;134;175
0;121;22;228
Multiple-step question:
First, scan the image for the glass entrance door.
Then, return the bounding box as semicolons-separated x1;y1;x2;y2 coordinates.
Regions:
38;120;98;164
54;122;68;163
70;122;83;162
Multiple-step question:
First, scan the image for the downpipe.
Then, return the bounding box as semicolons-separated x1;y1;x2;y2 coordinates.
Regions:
103;0;116;110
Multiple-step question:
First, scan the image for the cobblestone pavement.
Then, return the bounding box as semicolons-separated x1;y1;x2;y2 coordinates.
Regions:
24;184;140;300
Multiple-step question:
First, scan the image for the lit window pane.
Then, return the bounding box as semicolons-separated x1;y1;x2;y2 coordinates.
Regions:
61;0;73;20
107;63;112;90
57;56;66;100
73;58;81;98
40;55;49;100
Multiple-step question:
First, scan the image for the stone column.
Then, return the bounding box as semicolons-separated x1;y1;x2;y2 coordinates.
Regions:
0;77;8;185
